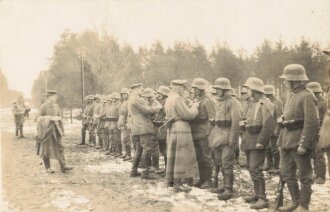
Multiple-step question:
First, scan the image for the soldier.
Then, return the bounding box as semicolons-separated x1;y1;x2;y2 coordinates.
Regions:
277;64;319;212
210;78;241;200
319;48;330;179
153;85;170;173
118;88;132;161
240;77;274;210
79;95;96;146
306;82;327;184
11;100;25;138
263;85;283;174
141;88;162;173
93;95;102;149
164;79;199;192
35;90;73;173
128;83;161;178
102;96;112;152
105;93;121;157
96;97;107;150
191;78;216;189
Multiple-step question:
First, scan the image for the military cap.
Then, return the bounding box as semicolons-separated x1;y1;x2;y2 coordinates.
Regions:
141;88;155;97
46;90;57;96
192;78;207;90
130;83;143;89
322;48;330;56
120;88;130;94
306;82;323;93
157;85;170;96
263;85;275;95
213;78;232;90
94;94;101;100
171;79;187;86
244;77;264;93
280;64;308;81
112;92;121;99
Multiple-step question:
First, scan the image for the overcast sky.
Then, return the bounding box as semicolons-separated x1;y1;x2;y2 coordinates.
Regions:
0;0;329;97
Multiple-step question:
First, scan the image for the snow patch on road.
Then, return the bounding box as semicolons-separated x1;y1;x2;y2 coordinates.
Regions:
44;190;91;211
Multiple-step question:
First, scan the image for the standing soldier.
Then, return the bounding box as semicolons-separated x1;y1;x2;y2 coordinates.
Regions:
165;79;199;192
191;78;215;189
153;85;170;173
102;96;112;152
93;95;102;149
96;97;107;150
105;93;121;156
128;83;161;178
12;100;25;138
241;77;274;210
319;48;330;180
263;85;283;174
210;78;241;200
306;82;327;184
35;90;73;173
277;64;319;212
79;95;95;146
118;88;132;161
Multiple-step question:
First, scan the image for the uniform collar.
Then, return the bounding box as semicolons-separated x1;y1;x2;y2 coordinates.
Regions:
291;84;305;93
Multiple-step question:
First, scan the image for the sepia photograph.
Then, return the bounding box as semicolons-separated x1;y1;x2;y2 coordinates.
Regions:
0;0;329;211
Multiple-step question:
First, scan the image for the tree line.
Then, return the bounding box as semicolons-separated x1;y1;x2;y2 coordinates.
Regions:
31;29;329;109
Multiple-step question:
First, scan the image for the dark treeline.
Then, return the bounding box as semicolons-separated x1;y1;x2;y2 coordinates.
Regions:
31;30;329;109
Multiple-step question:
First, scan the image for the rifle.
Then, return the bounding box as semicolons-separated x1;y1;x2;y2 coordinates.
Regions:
275;175;285;209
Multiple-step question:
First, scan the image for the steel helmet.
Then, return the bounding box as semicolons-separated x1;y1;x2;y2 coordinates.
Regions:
280;64;308;81
306;82;323;93
192;78;207;90
213;78;232;90
111;92;121;99
244;77;265;93
157;85;170;96
94;94;101;100
263;85;275;95
120;88;129;95
141;88;155;97
106;95;112;102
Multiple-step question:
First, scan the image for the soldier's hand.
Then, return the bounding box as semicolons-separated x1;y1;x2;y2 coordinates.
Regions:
256;143;264;149
297;146;307;155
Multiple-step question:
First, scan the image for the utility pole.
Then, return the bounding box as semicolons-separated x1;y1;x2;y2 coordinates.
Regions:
81;48;85;110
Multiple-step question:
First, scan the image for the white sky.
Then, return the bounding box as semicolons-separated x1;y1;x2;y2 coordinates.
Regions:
0;0;329;98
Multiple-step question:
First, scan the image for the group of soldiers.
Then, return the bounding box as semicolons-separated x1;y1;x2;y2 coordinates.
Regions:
76;62;330;211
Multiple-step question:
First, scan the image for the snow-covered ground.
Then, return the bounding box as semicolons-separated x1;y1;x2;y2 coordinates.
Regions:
1;108;330;211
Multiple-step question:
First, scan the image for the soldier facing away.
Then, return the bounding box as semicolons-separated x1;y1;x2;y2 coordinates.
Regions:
12;100;25;138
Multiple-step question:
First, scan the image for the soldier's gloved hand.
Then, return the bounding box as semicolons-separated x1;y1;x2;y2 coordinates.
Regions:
297;146;307;155
256;143;264;149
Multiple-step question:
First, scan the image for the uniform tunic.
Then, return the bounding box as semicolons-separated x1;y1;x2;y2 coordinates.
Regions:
36;102;64;160
165;92;199;182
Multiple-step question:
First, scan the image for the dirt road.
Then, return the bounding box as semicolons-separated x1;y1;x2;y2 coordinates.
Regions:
1;109;329;211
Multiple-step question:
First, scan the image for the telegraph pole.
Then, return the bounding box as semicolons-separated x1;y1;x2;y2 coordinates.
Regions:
81;48;85;110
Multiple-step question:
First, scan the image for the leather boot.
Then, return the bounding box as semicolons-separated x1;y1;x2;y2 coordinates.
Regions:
15;128;19;137
244;181;258;203
96;136;103;149
43;157;54;173
273;151;280;170
89;134;96;146
19;128;24;138
59;156;73;173
278;182;299;212
299;184;312;210
141;168;157;180
79;130;86;145
218;174;234;200
250;181;269;209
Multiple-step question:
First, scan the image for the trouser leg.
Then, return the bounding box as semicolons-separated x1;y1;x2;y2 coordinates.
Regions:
248;149;266;200
81;124;87;144
158;140;167;168
193;138;213;182
270;136;280;169
131;136;142;172
151;140;160;169
140;134;154;169
313;144;326;180
43;157;50;169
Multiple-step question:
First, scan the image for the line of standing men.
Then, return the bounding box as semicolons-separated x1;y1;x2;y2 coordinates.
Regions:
77;63;327;211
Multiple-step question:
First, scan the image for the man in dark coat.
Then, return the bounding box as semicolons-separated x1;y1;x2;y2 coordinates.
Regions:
277;64;319;212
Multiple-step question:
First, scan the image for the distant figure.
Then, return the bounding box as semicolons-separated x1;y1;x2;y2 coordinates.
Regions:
11;100;25;138
35;90;73;173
